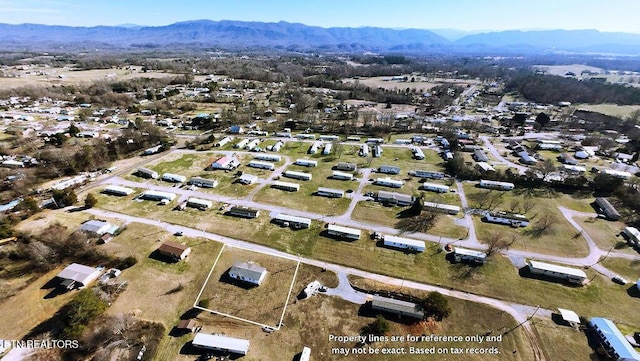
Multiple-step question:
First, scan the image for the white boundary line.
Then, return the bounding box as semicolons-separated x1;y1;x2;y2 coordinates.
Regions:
193;244;301;329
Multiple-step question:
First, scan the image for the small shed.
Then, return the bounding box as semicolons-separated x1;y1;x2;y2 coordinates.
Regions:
557;308;580;327
177;319;197;333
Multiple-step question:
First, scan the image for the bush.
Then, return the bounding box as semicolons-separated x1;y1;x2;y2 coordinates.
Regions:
197;299;210;309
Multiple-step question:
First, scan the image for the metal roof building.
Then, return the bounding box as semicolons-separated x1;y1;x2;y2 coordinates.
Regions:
528;260;587;284
370;296;424;320
595;197;621;221
192;333;250;356
589;317;640;361
56;263;101;289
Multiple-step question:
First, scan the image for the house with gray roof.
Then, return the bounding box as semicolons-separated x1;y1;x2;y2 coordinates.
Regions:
229;262;267;286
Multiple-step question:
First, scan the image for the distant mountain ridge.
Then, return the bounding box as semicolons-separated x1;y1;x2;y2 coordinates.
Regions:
1;19;640;55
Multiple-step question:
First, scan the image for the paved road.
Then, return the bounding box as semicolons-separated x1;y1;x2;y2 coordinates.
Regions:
84;207;548;360
479;136;528;174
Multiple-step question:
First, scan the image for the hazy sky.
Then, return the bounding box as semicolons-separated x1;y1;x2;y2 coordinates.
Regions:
1;0;639;33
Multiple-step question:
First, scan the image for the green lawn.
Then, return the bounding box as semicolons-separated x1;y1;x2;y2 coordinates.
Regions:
464;184;591;257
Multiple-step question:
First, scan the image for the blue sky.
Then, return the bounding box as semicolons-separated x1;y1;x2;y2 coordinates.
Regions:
1;0;639;33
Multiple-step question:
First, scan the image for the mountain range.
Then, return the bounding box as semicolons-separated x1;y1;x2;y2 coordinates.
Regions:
1;20;640;55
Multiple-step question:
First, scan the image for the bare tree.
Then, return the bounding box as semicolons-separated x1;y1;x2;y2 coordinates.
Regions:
485;232;515;256
522;199;535;214
396;211;441;234
535;159;556;181
509;199;521;213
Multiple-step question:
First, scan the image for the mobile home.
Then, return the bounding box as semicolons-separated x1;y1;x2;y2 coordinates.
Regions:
283;170;312;181
234;138;249;149
254;154;281;162
423;201;460;215
188;177;218;188
485;211;529;227
228;206;260;218
272;213;311;229
295;159;318;167
331;171;353;180
272;180;300;192
412;170;445;180
335;162;356;171
103;185;134;196
412;147;425;160
452;247;487;264
595;197;621;221
478;179;514;191
136;167;158;179
140;190;176;202
375;177;404;188
248;160;275;171
192;334;250;356
162;173;187;183
186;197;213;210
359;144;369;157
323;142;333;155
317;187;345;198
383;235;425;252
527;260;587;285
327;224;361;240
378;165;401;175
420;182;449;193
377;191;414;206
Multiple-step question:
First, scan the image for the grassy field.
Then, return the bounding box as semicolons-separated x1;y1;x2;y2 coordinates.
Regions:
599;258;640;283
341;76;479;92
0;67;174;89
463;184;592;257
575;103;640;118
196;246;299;326
575;216;638;255
531;318;595;361
0;267;78;340
351;200;468;239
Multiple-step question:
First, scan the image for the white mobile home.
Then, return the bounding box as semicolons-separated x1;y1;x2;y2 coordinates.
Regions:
346;136;361;141
248;160;276;170
162;173;187;183
485;211;529;227
136;167;158;179
245;138;260;150
359;144;369;157
192;334;250;356
215;136;232;147
331;171;353;180
186;198;213;210
188;177;218;188
317;187;345;198
602;169;632;179
323;143;333;155
255;154;281;162
295;159;318;167
383;235;425;252
375;177;404;188
366;138;384;144
238;173;259;185
413;170;445;180
234;138;249;149
275;131;292;138
296;134;316;140
308;141;322;154
452;247;487;264
412;147;425;160
377;190;414;206
103;185;134;196
283;170;312;181
140;190;176;202
300;347;311;361
272;180;300;192
527;260;587;285
395;139;412;145
423;201;460;215
623;226;640;247
420;182;449;193
378;165;401;175
561;164;586;174
327;224;361;240
478;179;514;191
271;140;284;152
475;162;495;172
273;213;311;229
